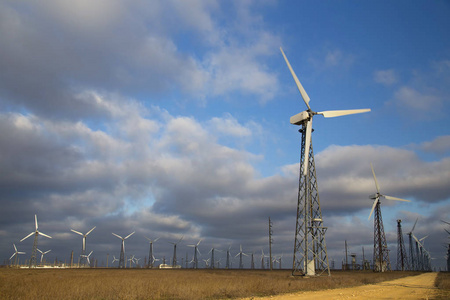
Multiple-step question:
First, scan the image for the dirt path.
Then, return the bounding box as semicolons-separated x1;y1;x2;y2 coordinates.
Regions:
241;273;446;300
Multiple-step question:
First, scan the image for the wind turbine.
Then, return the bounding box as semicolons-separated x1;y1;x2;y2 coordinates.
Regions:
208;247;222;269
145;236;159;268
407;218;418;270
280;47;370;276
71;226;96;267
9;244;25;267
235;245;248;269
112;255;119;266
37;249;51;265
368;164;410;272
20;214;52;268
81;251;93;266
225;245;232;269
187;239;202;269
112;231;135;268
168;236;183;267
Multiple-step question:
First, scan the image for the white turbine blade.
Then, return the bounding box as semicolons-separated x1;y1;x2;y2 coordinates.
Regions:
235;253;240;258
44;250;51;254
197;248;201;255
187;245;195;247
280;47;311;110
18;252;26;255
88;251;93;257
303;119;312;176
176;235;184;244
368;197;379;220
125;231;135;239
420;235;428;242
35;214;38;230
370;163;380;193
37;249;43;254
86;226;96;236
112;233;123;239
197;239;202;246
13;244;17;252
20;232;34;242
318;109;371;118
384;195;410;202
411;217;418;233
10;253;16;260
154;237;160;242
71;229;83;236
39;231;52;239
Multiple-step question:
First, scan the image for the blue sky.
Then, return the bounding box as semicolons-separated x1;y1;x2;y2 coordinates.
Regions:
0;0;449;271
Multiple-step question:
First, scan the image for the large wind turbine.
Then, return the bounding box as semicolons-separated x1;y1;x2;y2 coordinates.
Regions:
71;226;96;267
280;47;370;276
187;239;202;269
112;231;135;268
20;214;52;268
368;164;410;272
145;236;159;268
9;244;26;267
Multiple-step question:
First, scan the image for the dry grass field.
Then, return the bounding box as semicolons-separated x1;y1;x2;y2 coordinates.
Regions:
0;268;429;299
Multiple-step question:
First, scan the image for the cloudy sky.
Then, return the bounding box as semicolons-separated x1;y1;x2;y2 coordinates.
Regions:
1;0;449;271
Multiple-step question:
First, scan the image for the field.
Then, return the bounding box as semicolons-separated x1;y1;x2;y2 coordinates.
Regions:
0;268;435;299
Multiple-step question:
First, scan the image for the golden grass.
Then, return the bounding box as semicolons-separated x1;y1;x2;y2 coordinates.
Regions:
0;268;422;300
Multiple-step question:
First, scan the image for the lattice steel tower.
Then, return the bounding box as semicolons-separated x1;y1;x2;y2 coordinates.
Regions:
292;127;330;276
372;201;391;272
396;219;408;271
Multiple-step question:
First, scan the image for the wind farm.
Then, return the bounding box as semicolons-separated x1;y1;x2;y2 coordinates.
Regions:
1;1;450;299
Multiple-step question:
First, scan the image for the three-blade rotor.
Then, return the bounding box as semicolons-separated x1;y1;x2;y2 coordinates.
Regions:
20;214;52;242
368;164;410;220
280;47;371;176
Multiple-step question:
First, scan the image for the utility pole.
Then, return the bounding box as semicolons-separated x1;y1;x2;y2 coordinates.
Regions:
269;217;273;270
345;240;348;270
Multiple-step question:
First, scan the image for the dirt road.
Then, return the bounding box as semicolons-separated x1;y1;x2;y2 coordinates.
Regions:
242;273;448;300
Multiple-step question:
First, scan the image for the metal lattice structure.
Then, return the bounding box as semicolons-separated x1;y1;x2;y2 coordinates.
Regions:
372;201;391;272
292;127;330;276
396;219;409;271
269;217;273;270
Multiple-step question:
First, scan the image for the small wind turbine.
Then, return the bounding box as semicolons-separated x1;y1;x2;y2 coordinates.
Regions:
71;226;96;267
81;251;93;266
37;249;51;265
280;47;370;276
20;214;52;268
112;231;135;268
368;164;410;272
9;244;26;267
187;239;202;269
168;236;184;267
145;236;159;268
208;247;222;269
112;256;119;266
235;245;248;269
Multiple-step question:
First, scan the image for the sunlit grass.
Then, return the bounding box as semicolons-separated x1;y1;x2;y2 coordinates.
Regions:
0;268;423;300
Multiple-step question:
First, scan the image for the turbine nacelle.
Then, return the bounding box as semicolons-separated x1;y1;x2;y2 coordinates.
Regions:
290;111;311;125
369;194;379;200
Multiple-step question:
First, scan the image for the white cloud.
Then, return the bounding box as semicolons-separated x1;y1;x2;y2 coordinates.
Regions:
392;86;442;114
374;69;398;86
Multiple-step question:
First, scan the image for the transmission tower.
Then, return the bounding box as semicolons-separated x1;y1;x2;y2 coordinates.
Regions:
269;217;273;270
396;219;409;271
292;127;330;276
372;201;391;272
